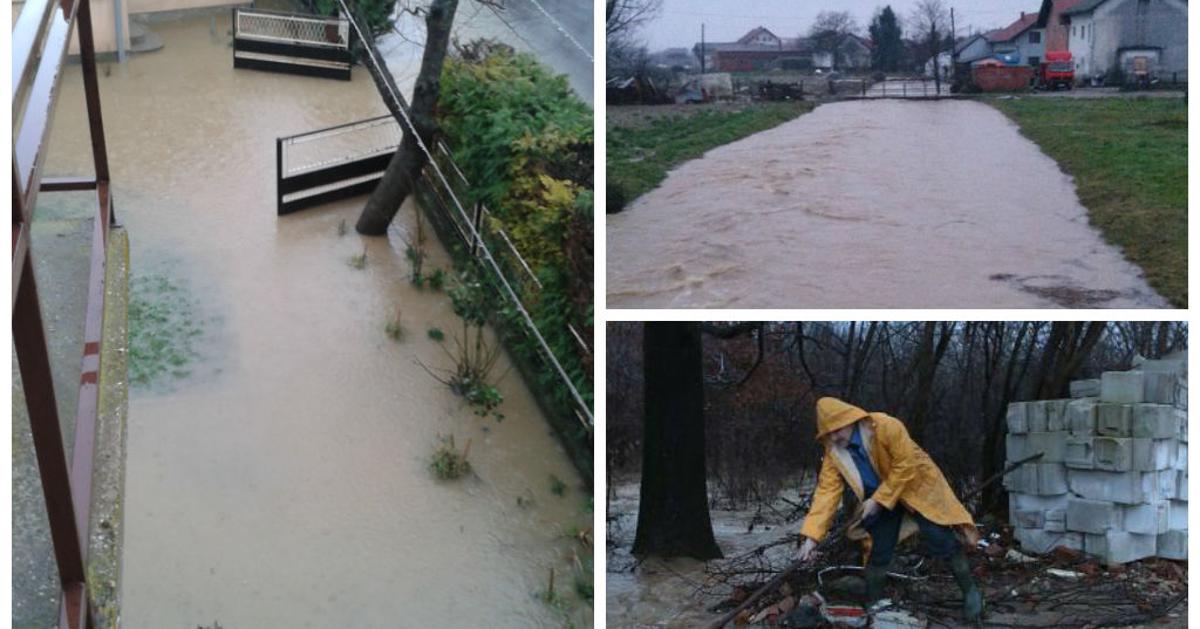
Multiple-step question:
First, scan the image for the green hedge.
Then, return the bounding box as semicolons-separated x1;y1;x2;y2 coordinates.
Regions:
434;44;594;475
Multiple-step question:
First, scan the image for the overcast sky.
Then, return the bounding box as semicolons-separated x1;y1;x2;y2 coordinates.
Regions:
638;0;1046;50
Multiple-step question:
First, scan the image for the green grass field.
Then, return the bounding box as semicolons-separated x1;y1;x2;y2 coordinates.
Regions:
607;102;816;211
990;97;1187;307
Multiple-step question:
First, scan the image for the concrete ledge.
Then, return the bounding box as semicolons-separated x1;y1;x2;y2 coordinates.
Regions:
87;228;131;628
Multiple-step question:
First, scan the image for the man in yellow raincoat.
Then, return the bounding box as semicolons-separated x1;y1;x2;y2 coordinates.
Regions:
794;397;983;621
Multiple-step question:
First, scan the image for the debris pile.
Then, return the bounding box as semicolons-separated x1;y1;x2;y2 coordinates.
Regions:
1004;354;1188;564
704;524;1187;627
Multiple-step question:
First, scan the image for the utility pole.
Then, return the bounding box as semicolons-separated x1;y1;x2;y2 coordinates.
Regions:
949;7;956;92
700;22;706;75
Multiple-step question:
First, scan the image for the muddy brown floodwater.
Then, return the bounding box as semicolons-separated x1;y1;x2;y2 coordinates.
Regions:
43;14;590;628
607;99;1167;309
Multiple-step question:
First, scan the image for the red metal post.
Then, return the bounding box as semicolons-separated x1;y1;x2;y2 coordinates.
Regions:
76;0;111;186
12;249;88;585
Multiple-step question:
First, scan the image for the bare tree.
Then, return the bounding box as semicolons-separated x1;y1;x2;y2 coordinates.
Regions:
809;10;857;70
908;0;949;91
606;0;662;39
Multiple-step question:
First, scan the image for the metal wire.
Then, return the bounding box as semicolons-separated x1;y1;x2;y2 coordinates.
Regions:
334;0;593;427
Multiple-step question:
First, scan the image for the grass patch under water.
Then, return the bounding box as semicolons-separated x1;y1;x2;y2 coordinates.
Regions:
607;101;816;209
128;274;204;388
989;96;1187;307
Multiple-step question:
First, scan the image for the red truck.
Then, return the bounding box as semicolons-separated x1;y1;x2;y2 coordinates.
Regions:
1038;51;1075;89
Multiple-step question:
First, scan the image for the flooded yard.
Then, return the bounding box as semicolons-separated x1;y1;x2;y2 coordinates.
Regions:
42;11;589;628
607;99;1167;309
606;480;801;628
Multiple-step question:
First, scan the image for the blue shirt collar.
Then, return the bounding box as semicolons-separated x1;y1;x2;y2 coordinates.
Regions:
849;422;864;449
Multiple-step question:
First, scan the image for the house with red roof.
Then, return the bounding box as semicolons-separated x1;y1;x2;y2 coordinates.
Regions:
691;26;871;73
985;11;1047;66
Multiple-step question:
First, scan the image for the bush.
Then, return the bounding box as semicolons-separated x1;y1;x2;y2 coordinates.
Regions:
436;43;594;424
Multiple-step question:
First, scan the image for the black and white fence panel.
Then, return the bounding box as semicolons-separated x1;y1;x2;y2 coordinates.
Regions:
233;7;352;80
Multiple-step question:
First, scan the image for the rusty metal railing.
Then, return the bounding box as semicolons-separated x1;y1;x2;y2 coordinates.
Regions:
12;0;116;624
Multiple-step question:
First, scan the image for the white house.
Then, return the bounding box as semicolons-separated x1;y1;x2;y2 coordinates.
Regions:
1061;0;1188;82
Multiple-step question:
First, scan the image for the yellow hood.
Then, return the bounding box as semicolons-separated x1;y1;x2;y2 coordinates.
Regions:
815;397;869;439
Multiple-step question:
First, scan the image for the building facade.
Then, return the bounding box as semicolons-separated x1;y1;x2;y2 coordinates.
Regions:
1063;0;1188;81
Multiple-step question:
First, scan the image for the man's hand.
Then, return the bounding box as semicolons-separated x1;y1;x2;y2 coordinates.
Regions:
796;537;818;563
862;498;881;522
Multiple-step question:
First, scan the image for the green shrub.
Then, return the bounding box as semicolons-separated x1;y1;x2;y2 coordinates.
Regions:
437;44;594;421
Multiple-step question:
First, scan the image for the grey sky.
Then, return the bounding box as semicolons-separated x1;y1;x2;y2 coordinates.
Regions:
639;0;1046;50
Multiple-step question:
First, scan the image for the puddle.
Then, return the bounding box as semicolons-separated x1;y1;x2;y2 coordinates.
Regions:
41;11;590;628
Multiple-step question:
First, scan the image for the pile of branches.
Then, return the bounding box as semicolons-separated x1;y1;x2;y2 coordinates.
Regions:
696;522;1187;628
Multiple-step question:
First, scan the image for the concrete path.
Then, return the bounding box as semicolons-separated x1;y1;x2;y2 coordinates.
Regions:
607;99;1167;309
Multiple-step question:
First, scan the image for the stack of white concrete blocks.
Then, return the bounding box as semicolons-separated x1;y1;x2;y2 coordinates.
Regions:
1005;354;1187;565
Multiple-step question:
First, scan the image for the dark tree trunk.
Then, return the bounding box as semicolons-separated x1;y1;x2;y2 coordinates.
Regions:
633;322;723;560
355;0;459;235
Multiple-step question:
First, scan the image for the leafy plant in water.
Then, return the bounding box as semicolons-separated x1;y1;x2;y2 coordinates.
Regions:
429;434;472;480
536;567;570;613
405;243;426;286
349;246;368;269
385;307;404;341
428;267;447;291
418;270;506;421
427;326;445;341
550;474;567;496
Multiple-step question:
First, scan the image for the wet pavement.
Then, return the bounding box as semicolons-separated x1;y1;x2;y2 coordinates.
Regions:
382;0;593;104
607;98;1167;309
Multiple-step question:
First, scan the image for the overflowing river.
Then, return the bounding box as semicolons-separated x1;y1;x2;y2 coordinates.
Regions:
607;99;1167;309
43;11;590;628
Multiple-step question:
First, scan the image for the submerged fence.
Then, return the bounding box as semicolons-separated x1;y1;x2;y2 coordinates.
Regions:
275;116;594;434
232;7;352;80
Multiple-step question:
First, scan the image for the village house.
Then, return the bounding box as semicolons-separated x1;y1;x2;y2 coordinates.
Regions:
1037;0;1188;81
812;35;873;71
691;26;871;73
985;11;1047;66
952;12;1047;67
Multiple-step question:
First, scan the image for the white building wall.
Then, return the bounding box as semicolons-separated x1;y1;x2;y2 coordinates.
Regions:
1069;13;1096;78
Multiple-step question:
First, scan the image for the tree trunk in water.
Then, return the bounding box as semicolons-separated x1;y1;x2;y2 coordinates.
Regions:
355;0;459;235
633;322;723;560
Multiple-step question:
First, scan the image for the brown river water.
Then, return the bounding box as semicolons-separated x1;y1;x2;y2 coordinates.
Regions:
43;14;590;628
607;99;1167;309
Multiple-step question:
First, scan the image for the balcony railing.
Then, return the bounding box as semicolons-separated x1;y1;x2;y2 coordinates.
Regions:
11;0;117;625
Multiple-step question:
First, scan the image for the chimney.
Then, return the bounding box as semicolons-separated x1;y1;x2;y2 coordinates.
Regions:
1021;11;1026;19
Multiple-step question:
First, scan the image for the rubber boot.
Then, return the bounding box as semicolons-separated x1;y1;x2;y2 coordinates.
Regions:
863;565;888;608
949;552;984;622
